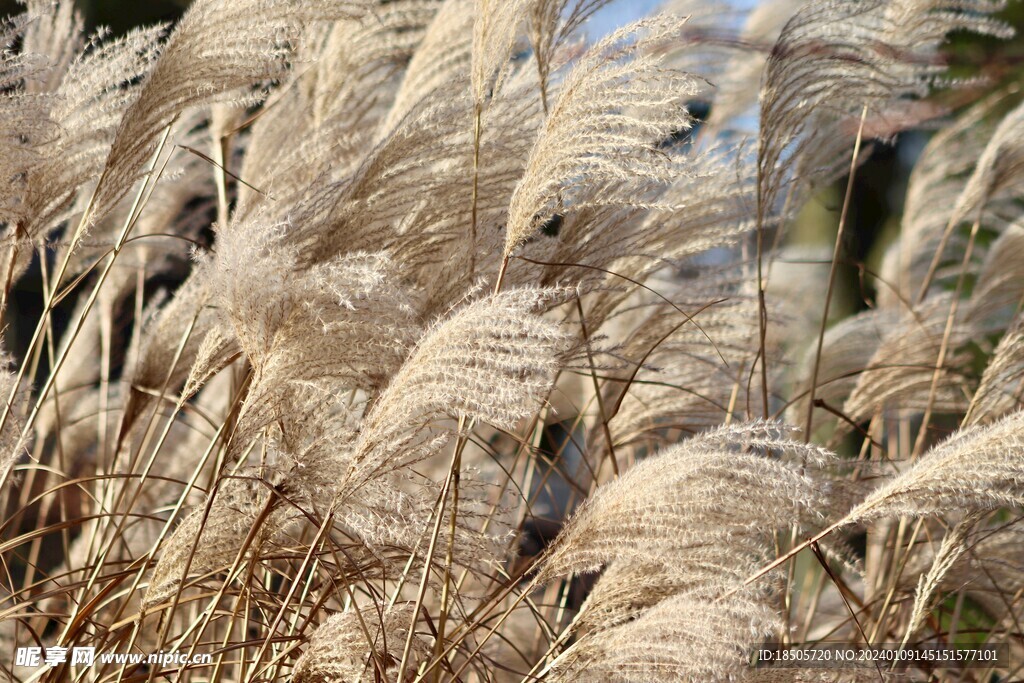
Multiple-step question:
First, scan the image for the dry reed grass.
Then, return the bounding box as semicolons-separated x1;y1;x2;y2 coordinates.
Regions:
0;0;1023;681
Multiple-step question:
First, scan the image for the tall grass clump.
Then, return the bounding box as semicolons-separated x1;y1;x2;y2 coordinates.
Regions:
2;0;1024;681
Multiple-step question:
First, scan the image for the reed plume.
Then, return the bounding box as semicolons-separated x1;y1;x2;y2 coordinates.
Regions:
1;1;1022;682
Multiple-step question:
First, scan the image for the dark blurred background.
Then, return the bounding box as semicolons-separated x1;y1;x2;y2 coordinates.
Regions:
1;0;188;34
